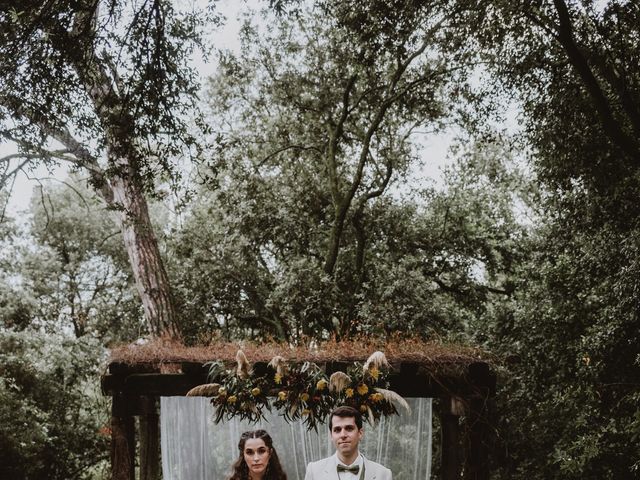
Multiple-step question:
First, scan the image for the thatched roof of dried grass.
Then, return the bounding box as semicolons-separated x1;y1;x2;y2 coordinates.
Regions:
108;336;493;369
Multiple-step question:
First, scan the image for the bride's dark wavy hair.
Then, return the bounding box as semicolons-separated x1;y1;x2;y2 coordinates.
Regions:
227;429;287;480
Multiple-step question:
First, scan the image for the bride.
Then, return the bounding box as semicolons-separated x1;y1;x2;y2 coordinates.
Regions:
227;430;288;480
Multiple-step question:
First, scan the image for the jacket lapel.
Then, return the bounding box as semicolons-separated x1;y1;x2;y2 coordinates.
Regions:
322;455;340;480
362;456;377;480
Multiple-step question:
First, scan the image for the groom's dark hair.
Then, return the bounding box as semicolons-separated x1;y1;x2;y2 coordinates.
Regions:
329;405;363;430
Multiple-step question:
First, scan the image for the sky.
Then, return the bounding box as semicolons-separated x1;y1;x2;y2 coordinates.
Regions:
0;0;455;216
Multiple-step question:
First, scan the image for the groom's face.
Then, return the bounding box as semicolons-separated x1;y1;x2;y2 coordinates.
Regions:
330;415;363;458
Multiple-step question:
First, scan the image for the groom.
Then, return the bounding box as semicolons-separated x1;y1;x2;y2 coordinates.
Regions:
304;405;393;480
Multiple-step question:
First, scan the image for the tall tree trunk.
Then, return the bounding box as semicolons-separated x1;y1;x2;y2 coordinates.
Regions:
323;202;351;275
65;5;180;337
41;124;179;338
110;167;178;337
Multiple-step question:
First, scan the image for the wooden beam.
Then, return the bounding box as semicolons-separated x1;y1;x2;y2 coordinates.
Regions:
101;360;496;398
106;372;204;396
111;393;135;480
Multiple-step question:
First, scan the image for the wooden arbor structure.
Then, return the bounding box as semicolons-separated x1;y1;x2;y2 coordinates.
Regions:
101;340;496;480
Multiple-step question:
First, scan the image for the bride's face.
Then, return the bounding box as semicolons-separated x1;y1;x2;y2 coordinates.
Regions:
244;438;271;478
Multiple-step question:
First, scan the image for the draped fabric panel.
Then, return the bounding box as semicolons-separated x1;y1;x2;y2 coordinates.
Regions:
161;397;432;480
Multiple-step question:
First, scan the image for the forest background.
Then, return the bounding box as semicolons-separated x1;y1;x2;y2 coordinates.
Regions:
1;0;639;478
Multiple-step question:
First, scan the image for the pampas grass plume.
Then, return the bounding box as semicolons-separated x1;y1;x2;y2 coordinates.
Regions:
186;383;220;397
236;350;250;378
366;405;375;425
268;355;288;377
364;351;389;372
329;371;351;392
375;387;411;414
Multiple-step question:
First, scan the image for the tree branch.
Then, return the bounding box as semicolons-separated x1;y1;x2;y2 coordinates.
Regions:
0;156;31;188
259;144;322;166
45;126;114;205
326;74;358;207
552;0;640;161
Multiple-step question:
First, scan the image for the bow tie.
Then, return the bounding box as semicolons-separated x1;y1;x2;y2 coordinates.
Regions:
337;464;360;474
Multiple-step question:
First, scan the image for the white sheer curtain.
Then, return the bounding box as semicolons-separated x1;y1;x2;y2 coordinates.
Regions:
161;397;432;480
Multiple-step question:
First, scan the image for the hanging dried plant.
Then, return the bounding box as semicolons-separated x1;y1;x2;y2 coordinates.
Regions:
268;355;288;378
329;371;351;392
191;350;407;429
364;351;389;376
374;387;411;414
186;383;220;397
236;350;250;379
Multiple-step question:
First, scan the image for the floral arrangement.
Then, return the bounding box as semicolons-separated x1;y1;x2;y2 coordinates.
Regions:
331;351;408;424
269;356;334;430
186;351;272;424
186;350;409;430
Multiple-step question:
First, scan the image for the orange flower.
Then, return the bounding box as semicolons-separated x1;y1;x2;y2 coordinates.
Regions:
370;392;384;402
345;388;354;398
274;373;282;384
278;391;288;401
357;383;369;395
227;395;237;404
316;379;328;391
300;392;310;402
251;387;261;396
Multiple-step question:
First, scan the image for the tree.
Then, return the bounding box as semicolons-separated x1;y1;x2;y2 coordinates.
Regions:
183;1;487;339
170;128;528;342
0;329;109;480
0;1;218;336
0;177;143;340
465;0;640;184
459;1;640;477
219;1;479;275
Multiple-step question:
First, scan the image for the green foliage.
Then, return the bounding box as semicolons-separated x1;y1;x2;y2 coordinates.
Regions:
0;329;109;480
0;0;219;182
0;178;143;341
169;2;525;344
170;135;526;344
462;1;640;477
480;213;640;478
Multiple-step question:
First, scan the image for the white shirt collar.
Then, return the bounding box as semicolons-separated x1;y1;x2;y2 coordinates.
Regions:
335;451;363;467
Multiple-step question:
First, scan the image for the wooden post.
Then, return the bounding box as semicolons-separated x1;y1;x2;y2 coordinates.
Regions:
440;396;463;480
462;361;496;479
463;397;491;480
139;396;161;480
111;393;135;480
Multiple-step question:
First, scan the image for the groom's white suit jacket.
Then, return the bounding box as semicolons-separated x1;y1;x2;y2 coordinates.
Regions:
304;453;392;480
